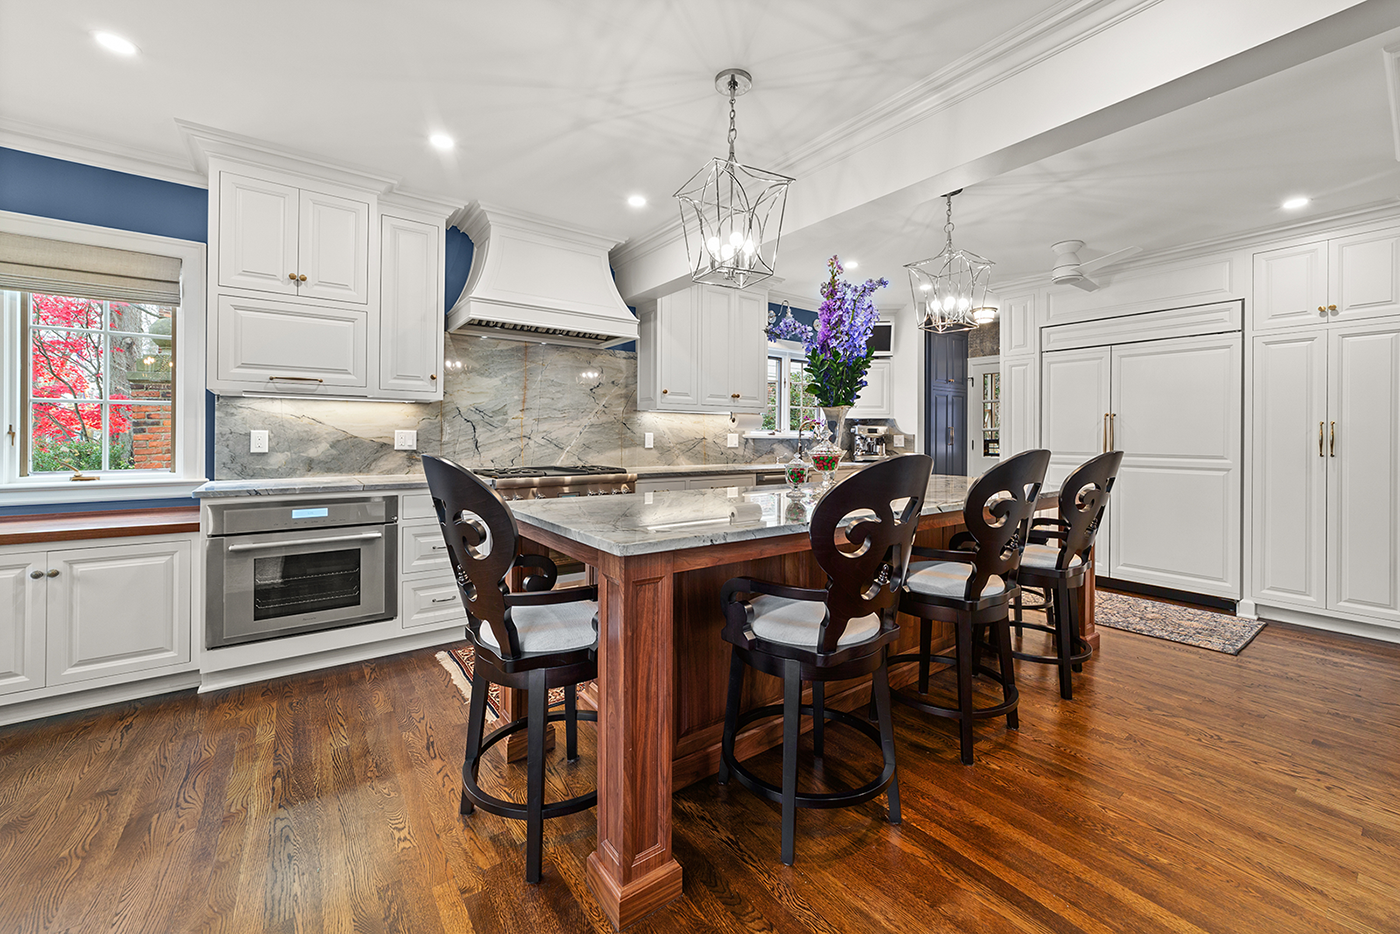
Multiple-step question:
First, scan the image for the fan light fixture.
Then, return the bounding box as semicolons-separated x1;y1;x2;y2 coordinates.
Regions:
906;190;993;333
674;68;794;290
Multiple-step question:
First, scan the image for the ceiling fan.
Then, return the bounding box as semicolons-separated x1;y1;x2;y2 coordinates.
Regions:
1050;240;1142;292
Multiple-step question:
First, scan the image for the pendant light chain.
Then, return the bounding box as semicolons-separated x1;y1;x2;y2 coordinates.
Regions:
727;76;738;162
944;195;955;250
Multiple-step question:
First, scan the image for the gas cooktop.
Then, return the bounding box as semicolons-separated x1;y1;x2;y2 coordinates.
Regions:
473;465;626;479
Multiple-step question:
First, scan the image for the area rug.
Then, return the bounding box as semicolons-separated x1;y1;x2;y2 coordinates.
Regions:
436;645;590;722
1092;590;1265;655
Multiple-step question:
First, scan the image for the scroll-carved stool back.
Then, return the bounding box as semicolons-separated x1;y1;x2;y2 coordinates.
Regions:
958;449;1052;601
1054;450;1123;571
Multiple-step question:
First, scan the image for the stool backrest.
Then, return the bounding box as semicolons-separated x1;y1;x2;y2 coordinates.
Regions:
1054;450;1123;570
421;455;523;656
961;448;1052;600
809;454;933;653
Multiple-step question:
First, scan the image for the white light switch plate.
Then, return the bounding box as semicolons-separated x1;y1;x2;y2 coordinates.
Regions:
893;434;905;448
249;429;268;454
727;433;739;448
394;429;417;451
644;432;654;449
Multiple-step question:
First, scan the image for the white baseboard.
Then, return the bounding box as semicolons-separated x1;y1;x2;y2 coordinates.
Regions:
198;626;466;693
1256;604;1400;645
0;672;201;727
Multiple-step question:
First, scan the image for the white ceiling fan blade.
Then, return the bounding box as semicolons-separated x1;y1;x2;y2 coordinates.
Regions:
1079;245;1142;274
1068;276;1100;292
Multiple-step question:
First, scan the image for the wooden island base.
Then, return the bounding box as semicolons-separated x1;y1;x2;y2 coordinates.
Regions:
507;495;1090;928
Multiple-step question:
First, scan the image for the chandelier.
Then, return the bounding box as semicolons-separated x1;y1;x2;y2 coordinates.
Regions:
674;68;794;290
906;190;993;333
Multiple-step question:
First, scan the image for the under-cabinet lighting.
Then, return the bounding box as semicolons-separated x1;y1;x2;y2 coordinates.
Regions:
93;32;138;56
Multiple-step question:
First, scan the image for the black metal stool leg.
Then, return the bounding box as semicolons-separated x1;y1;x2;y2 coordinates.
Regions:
525;667;548;884
461;667;490;816
955;615;976;765
812;681;825;759
780;657;801;866
918;618;932;694
873;655;900;824
1014;588;1023;637
564;683;579;761
993;619;1019;730
717;648;743;785
1054;584;1075;700
1070;582;1086;673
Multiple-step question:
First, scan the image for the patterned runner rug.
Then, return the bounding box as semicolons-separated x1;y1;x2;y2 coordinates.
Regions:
436;644;590;721
1092;589;1265;655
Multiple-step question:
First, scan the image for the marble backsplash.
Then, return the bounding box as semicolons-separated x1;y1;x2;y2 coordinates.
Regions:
214;333;914;479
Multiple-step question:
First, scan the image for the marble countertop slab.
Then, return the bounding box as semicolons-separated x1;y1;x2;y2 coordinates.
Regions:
511;474;978;558
630;461;872;478
193;475;429;498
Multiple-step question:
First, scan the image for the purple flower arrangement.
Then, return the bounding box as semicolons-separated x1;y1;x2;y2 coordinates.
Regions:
767;256;888;407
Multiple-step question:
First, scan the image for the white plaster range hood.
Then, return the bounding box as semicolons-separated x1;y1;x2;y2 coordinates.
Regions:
446;203;638;347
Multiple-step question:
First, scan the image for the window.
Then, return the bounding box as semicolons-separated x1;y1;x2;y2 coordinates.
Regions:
1;214;206;504
759;348;819;436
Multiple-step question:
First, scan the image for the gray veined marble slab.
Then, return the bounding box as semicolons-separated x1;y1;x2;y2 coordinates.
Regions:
511;474;978;557
193;474;429;498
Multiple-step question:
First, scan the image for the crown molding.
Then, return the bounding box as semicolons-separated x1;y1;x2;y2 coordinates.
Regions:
0;116;207;188
989;197;1400;295
380;187;465;221
451;201;624;250
176;119;400;192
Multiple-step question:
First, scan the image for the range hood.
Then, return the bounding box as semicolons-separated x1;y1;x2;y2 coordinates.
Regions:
446;203;638;347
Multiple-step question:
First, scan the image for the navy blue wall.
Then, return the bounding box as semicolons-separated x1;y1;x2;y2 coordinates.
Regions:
0;148;210;516
444;226;473;309
768;301;818;331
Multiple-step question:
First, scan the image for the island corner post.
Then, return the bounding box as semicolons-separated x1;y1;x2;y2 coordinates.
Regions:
506;491;1089;928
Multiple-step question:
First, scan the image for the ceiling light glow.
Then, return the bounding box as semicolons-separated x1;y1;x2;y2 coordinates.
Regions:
93;32;138;56
845;260;859;269
1282;196;1310;210
429;133;455;151
627;194;647;208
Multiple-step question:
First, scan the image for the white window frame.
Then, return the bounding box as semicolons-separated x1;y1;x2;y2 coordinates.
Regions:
747;340;819;439
0;210;207;506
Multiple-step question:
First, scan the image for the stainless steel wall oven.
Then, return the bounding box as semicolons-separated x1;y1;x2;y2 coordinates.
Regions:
206;496;398;648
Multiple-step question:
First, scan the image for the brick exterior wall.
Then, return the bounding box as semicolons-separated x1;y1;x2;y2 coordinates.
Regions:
126;378;172;470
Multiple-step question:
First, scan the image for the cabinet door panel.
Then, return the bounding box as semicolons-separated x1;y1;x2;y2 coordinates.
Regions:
1108;333;1241;598
1251;332;1328;610
379;215;442;398
1040;347;1110;491
0;553;46;696
215;295;368;391
47;541;191;686
1002;356;1038;457
657;290;699;408
218;173;299;296
298;190;370;304
1327;321;1400;624
698;287;734;408
1331;228;1400;322
730;291;767;412
849;359;892;418
1001;296;1036;356
1252;241;1328;331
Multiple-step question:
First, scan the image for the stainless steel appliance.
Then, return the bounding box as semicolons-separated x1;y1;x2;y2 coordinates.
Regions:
473;465;637;500
205;496;398;648
852;425;891;462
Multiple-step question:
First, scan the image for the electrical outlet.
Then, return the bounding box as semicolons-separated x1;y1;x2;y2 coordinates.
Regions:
644;432;654;449
249;430;268;454
726;433;739;448
893;434;905;448
394;429;417;451
644;492;655;505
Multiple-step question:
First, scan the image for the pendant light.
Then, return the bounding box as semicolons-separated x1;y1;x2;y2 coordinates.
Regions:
674;68;794;290
906;190;993;333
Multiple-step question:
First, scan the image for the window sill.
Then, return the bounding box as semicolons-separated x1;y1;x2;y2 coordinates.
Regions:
0;476;206;507
743;430;804;440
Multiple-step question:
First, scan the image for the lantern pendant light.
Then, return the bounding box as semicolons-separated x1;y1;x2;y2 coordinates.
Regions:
674;68;794;290
907;190;994;333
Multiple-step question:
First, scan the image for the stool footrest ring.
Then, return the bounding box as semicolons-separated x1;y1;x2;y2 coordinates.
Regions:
462;710;598;821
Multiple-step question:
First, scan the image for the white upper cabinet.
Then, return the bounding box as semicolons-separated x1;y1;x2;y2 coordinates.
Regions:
1254;227;1400;331
379;215;443;399
639;284;765;414
218;172;369;304
848;359;892;418
1000;295;1037;356
215;295;368;391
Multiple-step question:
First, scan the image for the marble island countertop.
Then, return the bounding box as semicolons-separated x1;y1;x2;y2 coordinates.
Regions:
511;474;978;557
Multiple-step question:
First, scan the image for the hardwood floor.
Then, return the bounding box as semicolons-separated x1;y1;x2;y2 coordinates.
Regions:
2;617;1398;934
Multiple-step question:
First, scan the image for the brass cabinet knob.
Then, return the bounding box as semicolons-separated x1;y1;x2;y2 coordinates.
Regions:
430;374;437;380
29;570;42;579
1318;305;1326;315
1328;304;1337;312
731;392;740;398
662;388;669;394
289;273;298;281
298;274;307;282
46;569;59;578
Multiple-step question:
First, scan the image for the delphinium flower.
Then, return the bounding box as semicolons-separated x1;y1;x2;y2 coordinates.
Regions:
804;256;888;407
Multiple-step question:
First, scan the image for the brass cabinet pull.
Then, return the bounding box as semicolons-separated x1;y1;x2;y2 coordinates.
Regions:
1319;421;1325;457
298;274;307;282
289;273;298;281
1103;413;1109;453
1318;305;1326;316
1109;413;1116;451
731;392;740;399
29;570;42;580
46;569;59;578
268;376;324;383
1328;304;1337;313
1330;421;1336;457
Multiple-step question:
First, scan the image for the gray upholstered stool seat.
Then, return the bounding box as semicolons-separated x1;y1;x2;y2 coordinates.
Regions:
906;561;1007;598
477;601;598;655
1018;543;1083;570
747;595;880;648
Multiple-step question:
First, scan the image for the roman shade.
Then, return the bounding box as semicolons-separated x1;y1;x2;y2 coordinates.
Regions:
0;232;183;305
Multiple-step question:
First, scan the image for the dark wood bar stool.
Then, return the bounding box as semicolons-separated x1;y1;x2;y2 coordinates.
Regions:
717;454;933;865
421;455;598;884
891;449;1051;765
1012;450;1123;700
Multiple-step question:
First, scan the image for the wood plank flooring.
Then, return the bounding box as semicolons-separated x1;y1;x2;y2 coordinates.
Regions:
1;616;1398;934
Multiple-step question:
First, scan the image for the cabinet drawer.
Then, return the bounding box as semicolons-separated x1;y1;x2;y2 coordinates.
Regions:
402;523;451;573
401;576;466;630
402;493;436;520
214;295;368;392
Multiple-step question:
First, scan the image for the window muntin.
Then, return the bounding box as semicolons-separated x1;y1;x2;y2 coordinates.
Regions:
20;292;176;476
761;350;820;435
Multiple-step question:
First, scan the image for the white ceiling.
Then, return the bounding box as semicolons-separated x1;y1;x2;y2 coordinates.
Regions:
778;25;1400;304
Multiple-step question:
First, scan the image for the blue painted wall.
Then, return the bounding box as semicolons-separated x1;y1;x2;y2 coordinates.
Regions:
444;226;473;310
768;301;818;330
0;148;211;516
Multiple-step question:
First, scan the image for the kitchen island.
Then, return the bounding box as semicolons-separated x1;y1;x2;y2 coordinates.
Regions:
508;474;1092;929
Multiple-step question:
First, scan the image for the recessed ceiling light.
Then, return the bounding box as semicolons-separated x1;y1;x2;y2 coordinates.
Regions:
429;133;455;151
627;194;647;208
93;32;138;56
1282;196;1310;210
846;259;859;269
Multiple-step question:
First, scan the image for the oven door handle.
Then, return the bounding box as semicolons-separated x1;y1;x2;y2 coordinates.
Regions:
226;531;384;553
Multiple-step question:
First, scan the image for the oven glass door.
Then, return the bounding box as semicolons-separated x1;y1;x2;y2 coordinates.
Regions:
210;524;394;647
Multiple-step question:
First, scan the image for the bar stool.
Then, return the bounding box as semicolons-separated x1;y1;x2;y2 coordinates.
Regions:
717;454;933;865
1012;450;1122;699
422;455;598;884
890;449;1050;765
